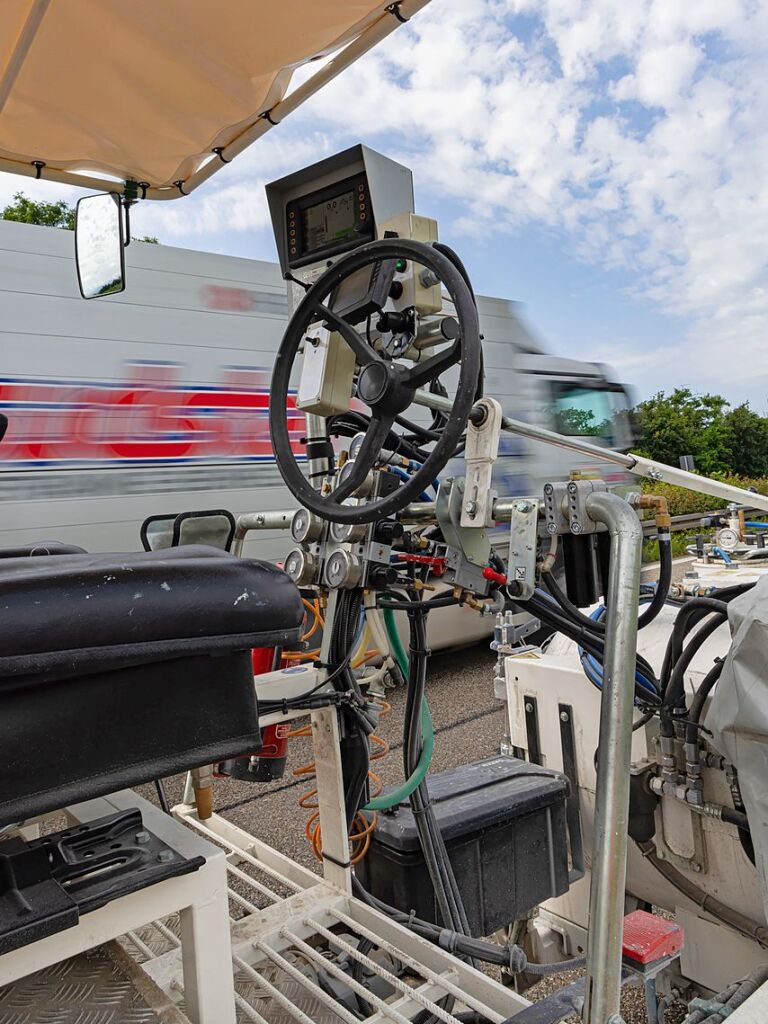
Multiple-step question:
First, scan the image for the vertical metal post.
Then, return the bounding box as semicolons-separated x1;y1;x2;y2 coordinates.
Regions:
582;491;644;1024
312;588;353;893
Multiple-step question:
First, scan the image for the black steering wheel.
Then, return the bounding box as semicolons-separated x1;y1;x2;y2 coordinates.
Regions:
269;238;481;525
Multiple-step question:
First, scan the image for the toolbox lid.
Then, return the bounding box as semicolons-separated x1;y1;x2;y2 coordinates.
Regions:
372;755;569;850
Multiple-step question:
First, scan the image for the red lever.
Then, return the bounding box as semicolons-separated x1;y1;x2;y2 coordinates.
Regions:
482;566;507;585
393;554;447;575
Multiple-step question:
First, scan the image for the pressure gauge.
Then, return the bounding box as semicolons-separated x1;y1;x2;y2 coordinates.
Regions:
324;549;362;589
329;520;367;544
291;508;324;544
284;547;317;586
716;527;739;551
338;459;374;498
349;432;366;461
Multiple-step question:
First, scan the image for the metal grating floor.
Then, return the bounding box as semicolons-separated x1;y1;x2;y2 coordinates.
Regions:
0;808;530;1024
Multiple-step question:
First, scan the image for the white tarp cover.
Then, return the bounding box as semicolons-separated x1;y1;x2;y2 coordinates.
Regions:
707;575;768;918
0;1;391;188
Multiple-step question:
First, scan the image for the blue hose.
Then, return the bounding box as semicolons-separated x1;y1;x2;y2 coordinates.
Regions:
746;521;768;529
712;546;732;564
388;466;431;502
578;605;658;702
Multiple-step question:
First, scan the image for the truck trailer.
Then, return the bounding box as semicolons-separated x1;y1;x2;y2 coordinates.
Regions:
0;218;635;558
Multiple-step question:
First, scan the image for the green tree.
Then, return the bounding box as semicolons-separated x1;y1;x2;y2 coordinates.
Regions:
633;388;733;476
1;192;159;242
723;403;768;477
1;191;75;229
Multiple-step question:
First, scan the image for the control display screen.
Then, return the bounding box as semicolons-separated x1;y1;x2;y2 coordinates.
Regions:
287;172;372;268
302;190;357;255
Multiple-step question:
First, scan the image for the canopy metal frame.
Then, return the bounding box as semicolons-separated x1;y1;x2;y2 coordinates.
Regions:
0;0;428;200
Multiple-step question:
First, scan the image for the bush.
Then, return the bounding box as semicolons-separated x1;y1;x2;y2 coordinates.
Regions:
639;475;768;517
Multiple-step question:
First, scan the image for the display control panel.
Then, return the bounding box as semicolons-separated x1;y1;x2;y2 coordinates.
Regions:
286;172;374;269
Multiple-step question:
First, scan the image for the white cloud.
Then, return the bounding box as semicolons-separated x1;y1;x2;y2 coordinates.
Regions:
283;0;768;402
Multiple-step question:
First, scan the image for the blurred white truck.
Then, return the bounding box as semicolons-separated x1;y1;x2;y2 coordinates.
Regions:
0;219;634;560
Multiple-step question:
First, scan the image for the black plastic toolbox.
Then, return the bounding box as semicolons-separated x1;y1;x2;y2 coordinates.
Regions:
356;755;572;936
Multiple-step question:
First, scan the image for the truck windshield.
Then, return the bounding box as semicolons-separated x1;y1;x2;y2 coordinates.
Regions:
548;383;630;446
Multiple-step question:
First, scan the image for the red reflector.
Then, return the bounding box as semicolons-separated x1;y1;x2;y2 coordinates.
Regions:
622;911;684;964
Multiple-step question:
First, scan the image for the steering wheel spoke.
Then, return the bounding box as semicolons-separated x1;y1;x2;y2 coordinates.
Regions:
317;303;380;367
330;412;394;503
402;338;461;390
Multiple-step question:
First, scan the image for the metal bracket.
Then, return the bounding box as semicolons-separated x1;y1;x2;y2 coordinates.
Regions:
653;800;708;876
461;397;502;527
491;611;541;651
543;479;608;536
436;477;493;594
508;499;539;598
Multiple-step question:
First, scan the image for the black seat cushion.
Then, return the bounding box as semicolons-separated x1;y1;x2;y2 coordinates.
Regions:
0;545;303;680
0;542;87;559
0;546;304;826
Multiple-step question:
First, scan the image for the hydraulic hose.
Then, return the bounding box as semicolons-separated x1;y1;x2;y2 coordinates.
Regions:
681;965;768;1024
685;660;725;746
350;877;585;975
637;529;672;627
364;607;435;810
660;597;730;700
542;528;671;632
636;839;768;947
661;611;728;737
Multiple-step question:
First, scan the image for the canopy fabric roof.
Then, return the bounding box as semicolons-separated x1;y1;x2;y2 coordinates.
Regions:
0;0;426;198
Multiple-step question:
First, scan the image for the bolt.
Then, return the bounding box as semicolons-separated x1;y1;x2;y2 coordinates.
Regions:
560;711;569;722
525;702;533;713
546;522;557;535
516;500;534;513
648;467;663;481
691;862;702;873
157;850;174;863
135;830;150;845
571;522;583;534
464;501;477;517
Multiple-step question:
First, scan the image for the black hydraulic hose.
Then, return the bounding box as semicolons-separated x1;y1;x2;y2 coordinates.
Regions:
524;594;661;703
660;597;729;696
637;530;672;628
685;660;725;745
721;807;750;832
636;839;768;948
661;613;727;737
407;603;473;942
350;877;586;974
331;591;371;828
542;530;671;633
402;610;456;931
380;595;459;610
681;966;768;1024
542;571;606;634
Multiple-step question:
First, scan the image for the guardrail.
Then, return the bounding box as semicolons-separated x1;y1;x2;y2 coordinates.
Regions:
641;508;760;537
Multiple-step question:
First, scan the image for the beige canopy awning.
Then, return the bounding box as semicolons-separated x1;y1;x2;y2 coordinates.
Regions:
0;0;428;199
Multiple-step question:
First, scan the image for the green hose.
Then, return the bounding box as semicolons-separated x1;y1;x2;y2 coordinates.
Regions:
364;608;434;811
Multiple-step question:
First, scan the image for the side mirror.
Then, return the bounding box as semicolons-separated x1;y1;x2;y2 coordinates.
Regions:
75;193;125;299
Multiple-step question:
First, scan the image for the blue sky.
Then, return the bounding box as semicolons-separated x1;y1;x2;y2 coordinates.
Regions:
2;0;767;409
